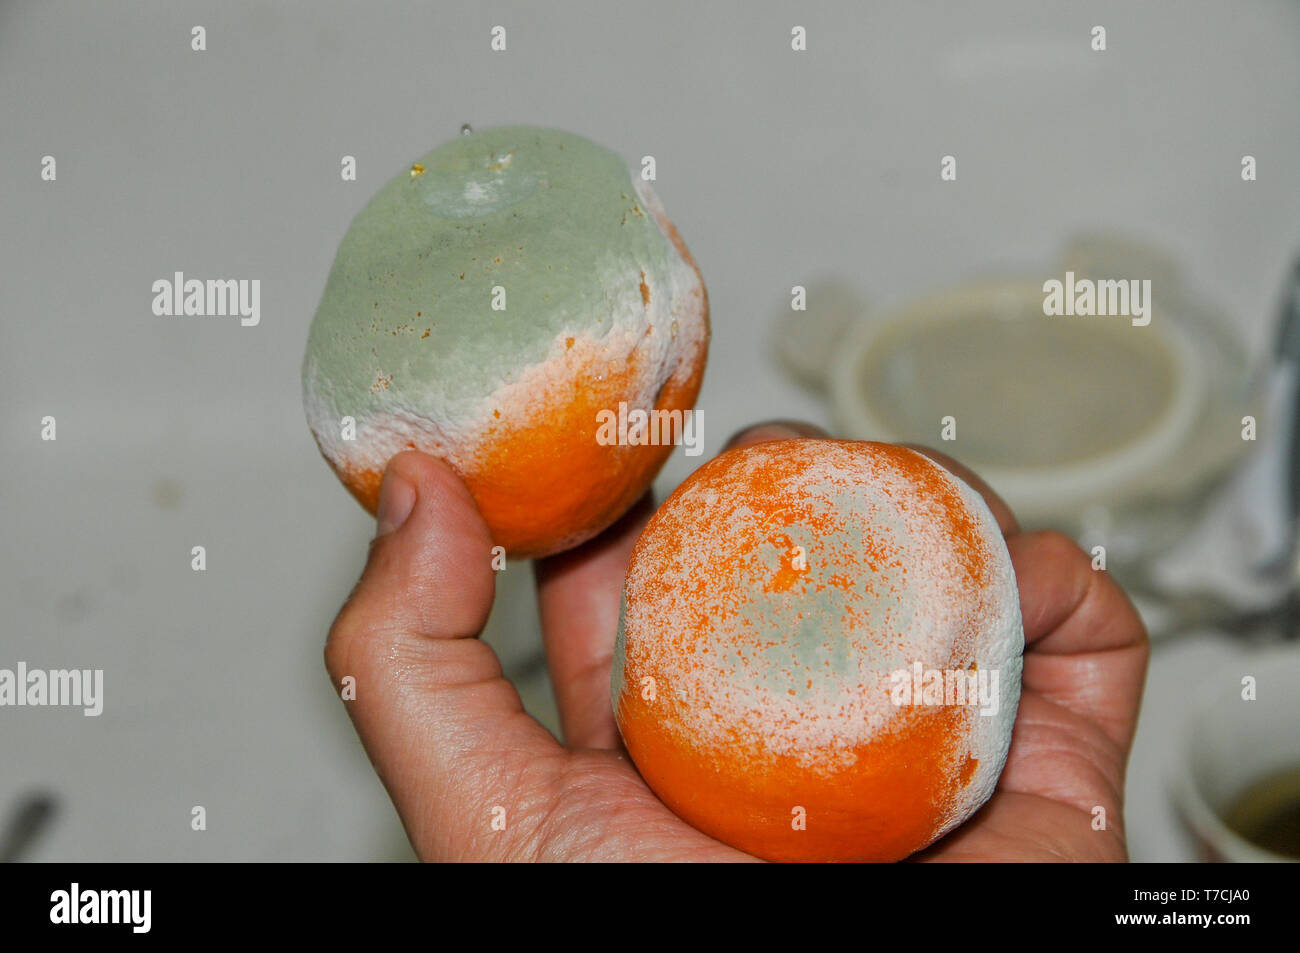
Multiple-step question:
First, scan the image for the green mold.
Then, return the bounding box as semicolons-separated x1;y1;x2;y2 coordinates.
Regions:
303;126;681;421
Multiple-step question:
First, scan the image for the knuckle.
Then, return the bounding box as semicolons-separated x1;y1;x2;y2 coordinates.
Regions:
1034;528;1089;564
323;595;372;682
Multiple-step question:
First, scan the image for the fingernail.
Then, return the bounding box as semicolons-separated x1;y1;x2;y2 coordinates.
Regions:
375;471;417;537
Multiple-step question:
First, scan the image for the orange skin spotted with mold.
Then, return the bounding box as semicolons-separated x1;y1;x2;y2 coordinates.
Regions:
332;343;706;558
614;440;1020;862
620;687;973;863
334;224;709;559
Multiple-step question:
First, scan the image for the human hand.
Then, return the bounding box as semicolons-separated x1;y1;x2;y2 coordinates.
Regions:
324;422;1148;861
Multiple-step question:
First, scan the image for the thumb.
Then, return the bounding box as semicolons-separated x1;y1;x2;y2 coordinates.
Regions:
336;450;496;645
324;451;563;859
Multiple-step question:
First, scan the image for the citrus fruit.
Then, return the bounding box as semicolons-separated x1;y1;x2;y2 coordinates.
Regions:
613;439;1023;861
303;126;708;557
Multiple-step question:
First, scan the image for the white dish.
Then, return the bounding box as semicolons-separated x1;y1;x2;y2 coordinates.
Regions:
1171;645;1300;862
776;237;1258;560
831;279;1210;523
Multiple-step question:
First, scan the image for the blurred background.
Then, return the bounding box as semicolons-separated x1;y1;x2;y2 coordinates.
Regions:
2;0;1298;861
